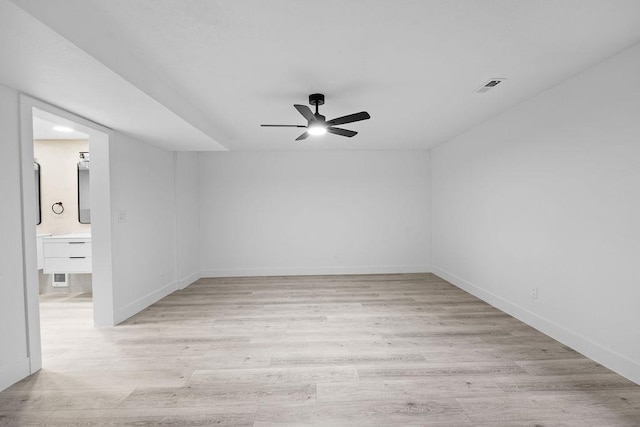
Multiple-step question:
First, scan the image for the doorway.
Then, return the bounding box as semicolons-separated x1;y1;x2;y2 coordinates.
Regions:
19;95;115;374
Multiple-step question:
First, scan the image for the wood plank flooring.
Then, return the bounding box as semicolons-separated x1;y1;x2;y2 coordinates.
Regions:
2;273;639;425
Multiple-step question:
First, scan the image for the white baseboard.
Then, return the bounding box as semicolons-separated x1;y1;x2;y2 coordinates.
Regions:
115;281;178;324
0;357;30;392
201;264;431;278
178;271;201;290
433;266;640;386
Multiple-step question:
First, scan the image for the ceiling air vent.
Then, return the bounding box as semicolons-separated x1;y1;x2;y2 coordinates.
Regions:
475;78;506;93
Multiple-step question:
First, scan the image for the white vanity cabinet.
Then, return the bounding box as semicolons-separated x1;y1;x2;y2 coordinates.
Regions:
36;233;51;270
42;234;92;274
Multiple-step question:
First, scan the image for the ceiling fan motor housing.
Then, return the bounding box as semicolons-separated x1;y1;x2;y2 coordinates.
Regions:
309;93;325;106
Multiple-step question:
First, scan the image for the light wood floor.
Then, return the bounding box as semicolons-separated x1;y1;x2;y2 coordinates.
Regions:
1;273;639;426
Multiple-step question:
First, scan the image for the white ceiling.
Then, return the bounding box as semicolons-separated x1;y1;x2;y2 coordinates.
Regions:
6;0;640;151
0;0;226;151
32;115;89;140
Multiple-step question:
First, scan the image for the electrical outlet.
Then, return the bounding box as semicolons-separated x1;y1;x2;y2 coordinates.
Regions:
531;287;538;299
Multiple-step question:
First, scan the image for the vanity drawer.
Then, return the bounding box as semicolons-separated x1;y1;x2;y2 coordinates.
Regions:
43;241;92;258
43;257;92;274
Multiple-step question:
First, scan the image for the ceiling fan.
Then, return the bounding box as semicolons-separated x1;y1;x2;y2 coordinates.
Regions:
261;93;370;141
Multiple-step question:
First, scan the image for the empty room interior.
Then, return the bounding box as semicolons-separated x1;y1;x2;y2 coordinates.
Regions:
1;0;640;425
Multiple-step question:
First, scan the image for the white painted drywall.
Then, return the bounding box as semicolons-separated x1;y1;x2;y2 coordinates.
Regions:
175;151;201;288
431;42;640;383
2;92;198;390
110;132;179;323
199;150;431;277
0;84;30;391
34;139;91;235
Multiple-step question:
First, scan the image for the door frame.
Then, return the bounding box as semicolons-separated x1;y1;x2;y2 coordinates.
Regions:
19;94;116;374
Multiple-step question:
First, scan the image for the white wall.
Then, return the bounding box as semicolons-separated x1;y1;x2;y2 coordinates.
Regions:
1;88;201;390
199;150;431;277
175;151;201;288
431;42;640;383
0;84;30;391
109;132;180;323
34;139;91;236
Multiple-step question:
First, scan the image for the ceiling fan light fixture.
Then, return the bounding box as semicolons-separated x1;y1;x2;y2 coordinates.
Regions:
308;124;327;136
260;93;370;141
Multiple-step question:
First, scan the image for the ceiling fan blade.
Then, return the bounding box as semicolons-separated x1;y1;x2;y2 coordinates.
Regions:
295;131;309;141
326;111;370;126
294;104;315;121
327;127;357;138
261;124;306;127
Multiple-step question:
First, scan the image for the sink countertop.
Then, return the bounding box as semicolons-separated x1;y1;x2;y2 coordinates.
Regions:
44;233;91;239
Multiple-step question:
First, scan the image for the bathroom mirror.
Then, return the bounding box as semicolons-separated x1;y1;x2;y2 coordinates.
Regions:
34;162;41;225
77;152;90;224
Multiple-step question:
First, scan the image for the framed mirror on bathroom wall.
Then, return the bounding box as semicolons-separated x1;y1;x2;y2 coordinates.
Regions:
34;162;41;225
77;152;90;224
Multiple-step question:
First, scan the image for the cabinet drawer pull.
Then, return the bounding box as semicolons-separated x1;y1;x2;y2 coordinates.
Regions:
68;242;86;244
69;256;86;259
